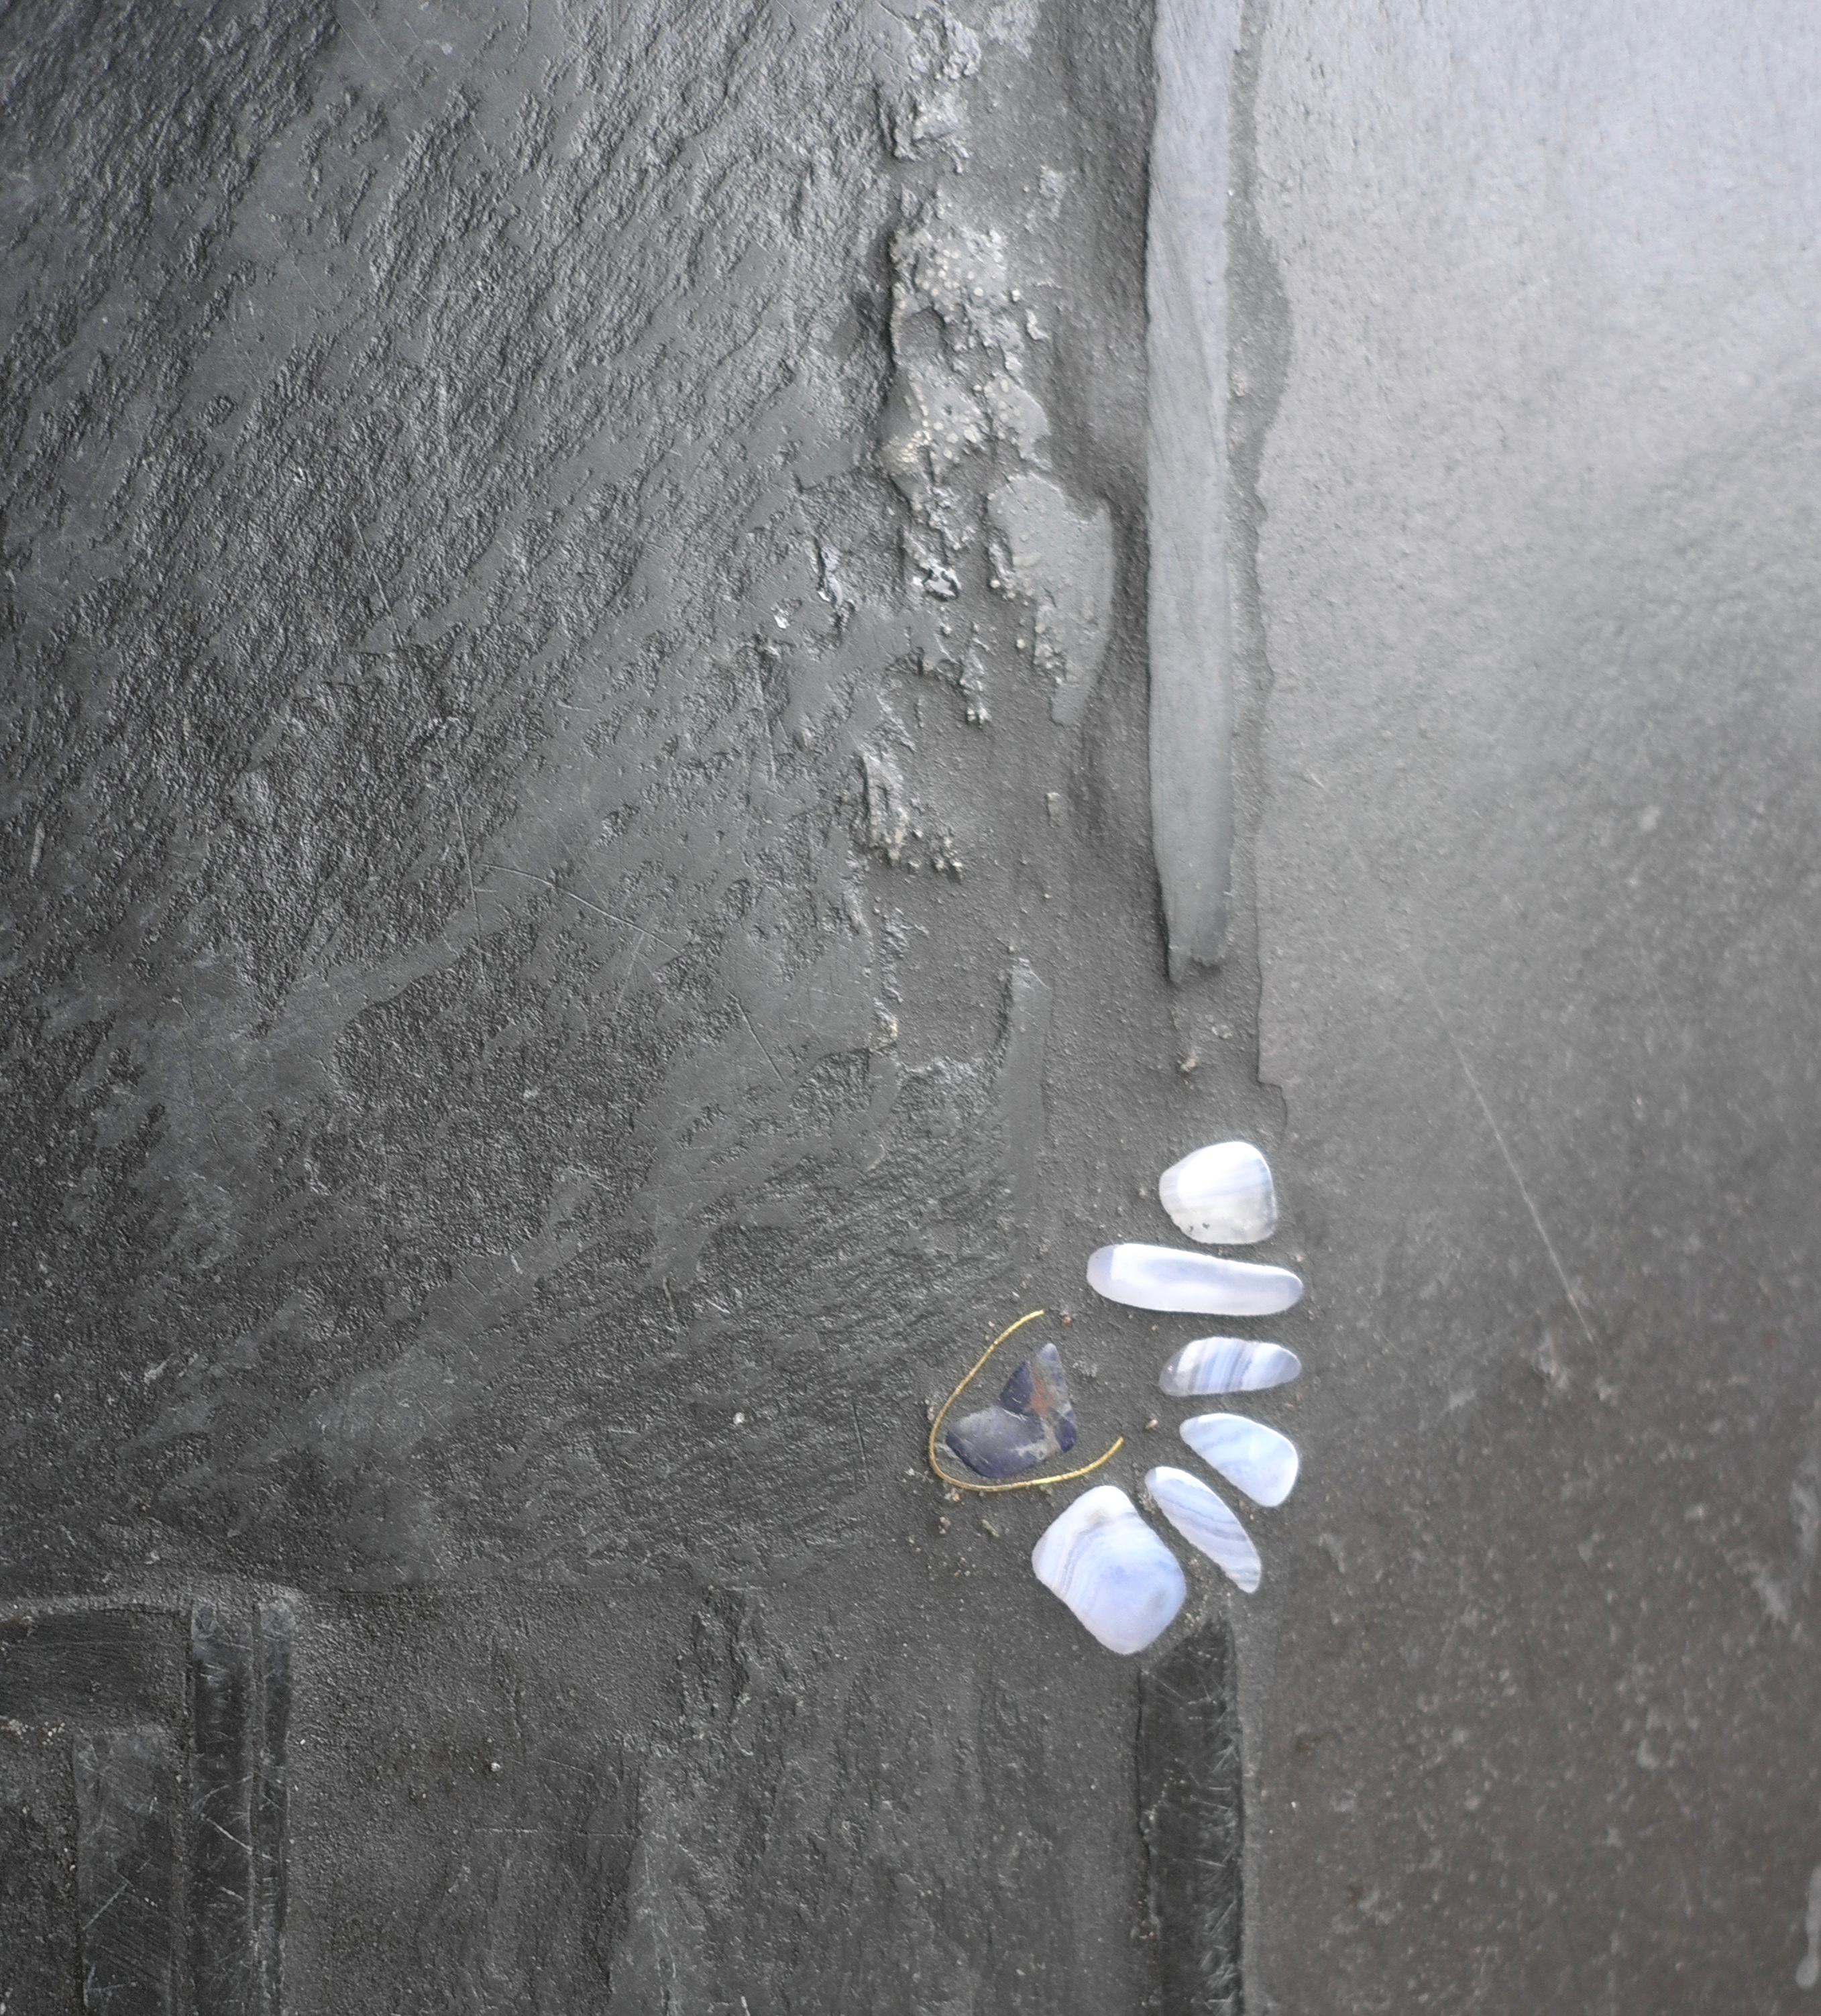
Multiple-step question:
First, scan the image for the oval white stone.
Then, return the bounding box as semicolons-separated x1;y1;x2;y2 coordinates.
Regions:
1158;1141;1278;1245
1178;1412;1300;1507
1159;1337;1301;1397
1086;1243;1303;1316
1146;1466;1261;1593
1030;1484;1187;1655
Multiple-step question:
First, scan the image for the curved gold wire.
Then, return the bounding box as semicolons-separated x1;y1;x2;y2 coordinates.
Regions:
926;1308;1125;1496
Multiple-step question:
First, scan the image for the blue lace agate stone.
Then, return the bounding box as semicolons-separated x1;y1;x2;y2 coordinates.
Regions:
946;1341;1079;1480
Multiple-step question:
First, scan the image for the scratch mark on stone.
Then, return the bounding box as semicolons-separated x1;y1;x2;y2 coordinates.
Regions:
1419;959;1605;1338
748;654;779;791
1416;969;1598;1349
484;863;684;952
184;1046;233;1168
349;511;389;616
1306;769;1598;1349
736;999;787;1088
612;928;650;1015
848;1394;868;1475
443;759;488;985
82;1877;131;1930
349;0;429;81
339;0;417;98
199;1814;254;1856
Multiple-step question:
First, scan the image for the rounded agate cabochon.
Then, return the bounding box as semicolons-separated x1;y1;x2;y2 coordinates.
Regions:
1030;1484;1187;1655
1179;1412;1301;1507
1159;1336;1302;1397
1158;1140;1278;1245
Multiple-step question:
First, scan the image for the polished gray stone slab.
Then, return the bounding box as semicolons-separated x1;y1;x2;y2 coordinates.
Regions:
1248;3;1821;2007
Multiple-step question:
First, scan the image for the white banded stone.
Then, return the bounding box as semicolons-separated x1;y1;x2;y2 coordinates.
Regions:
1087;1243;1303;1317
1179;1412;1300;1507
1158;1140;1278;1245
1145;1467;1261;1593
1030;1484;1187;1655
1159;1337;1301;1397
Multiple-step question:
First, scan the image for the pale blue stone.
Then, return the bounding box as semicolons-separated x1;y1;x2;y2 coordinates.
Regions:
1030;1485;1186;1655
1158;1140;1278;1245
1178;1412;1300;1507
1159;1337;1301;1397
1146;1466;1262;1593
1087;1243;1303;1317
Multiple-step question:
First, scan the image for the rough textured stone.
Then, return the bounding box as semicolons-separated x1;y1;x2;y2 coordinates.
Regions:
10;0;1812;2008
1;3;1248;2009
1140;1618;1244;2015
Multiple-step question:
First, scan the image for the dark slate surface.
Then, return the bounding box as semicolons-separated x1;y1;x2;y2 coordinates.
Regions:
1140;1619;1244;2016
8;0;1813;2009
0;0;1187;1604
1;2;1258;2009
73;1725;183;2016
0;1607;186;1728
1247;3;1821;2010
0;1728;82;2013
0;1597;293;2013
191;1602;290;2016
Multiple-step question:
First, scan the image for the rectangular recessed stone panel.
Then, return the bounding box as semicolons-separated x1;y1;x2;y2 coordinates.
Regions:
0;1728;80;2013
1148;0;1241;975
190;1600;291;2016
73;1725;182;2016
0;1608;186;1729
1139;1618;1245;2015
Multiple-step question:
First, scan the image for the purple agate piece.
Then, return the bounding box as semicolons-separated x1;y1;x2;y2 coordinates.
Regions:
946;1341;1079;1481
